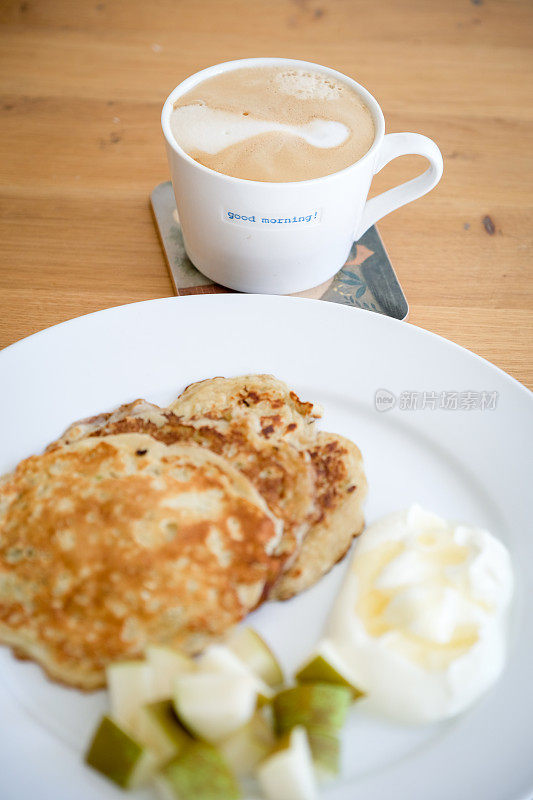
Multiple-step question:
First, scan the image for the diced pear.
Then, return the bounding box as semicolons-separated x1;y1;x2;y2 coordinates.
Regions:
136;700;190;765
173;671;256;741
85;715;156;788
295;640;364;700
198;644;273;705
146;644;196;700
226;627;284;688
257;726;318;800
306;728;340;779
218;711;275;777
156;741;241;800
106;660;154;732
273;683;351;737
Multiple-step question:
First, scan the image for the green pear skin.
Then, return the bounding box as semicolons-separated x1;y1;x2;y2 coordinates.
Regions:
161;741;241;800
137;700;190;762
296;654;364;700
273;683;352;737
306;728;341;777
85;715;155;788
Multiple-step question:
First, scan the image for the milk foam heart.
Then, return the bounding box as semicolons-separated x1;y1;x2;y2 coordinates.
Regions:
170;66;375;182
172;105;350;155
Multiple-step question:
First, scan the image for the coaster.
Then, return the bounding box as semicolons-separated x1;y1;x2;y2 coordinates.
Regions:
151;181;408;319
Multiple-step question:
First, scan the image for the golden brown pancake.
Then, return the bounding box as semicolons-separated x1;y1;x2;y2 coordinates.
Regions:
49;396;317;561
48;375;367;603
170;378;367;598
271;432;367;600
0;434;283;689
170;375;323;445
46;399;167;447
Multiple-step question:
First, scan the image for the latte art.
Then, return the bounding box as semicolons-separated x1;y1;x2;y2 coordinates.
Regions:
172;105;350;155
170;66;375;182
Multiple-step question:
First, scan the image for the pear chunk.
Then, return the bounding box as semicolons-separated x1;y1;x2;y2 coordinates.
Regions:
146;644;196;701
136;699;190;765
173;671;257;742
218;711;275;777
157;741;240;800
257;726;318;800
306;728;340;779
225;627;284;687
85;715;156;789
106;660;154;732
198;644;274;704
295;640;364;700
273;683;351;737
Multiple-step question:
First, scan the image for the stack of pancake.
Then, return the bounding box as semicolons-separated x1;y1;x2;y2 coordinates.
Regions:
0;375;366;689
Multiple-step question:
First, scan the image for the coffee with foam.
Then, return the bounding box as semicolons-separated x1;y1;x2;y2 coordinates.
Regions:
170;66;375;182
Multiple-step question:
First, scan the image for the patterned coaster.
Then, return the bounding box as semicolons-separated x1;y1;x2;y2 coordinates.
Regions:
151;181;408;319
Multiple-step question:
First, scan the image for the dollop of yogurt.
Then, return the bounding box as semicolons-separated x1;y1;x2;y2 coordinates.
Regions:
327;505;514;723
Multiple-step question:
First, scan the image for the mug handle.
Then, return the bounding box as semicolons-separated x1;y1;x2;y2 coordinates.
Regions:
354;132;443;240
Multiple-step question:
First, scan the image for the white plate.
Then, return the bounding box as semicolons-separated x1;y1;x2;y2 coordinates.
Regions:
0;295;531;800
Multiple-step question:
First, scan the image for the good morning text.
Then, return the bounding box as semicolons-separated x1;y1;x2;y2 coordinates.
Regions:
224;209;321;226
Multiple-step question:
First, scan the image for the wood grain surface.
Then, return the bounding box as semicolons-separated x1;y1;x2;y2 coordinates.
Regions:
1;0;532;387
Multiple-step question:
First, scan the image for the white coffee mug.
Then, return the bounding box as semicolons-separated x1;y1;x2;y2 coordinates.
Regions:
162;58;443;295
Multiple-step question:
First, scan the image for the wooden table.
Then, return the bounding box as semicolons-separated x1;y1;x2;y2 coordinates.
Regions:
1;0;531;387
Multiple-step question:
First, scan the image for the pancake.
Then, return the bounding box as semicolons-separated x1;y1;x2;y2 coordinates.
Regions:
169;375;323;445
170;379;366;598
47;399;167;448
47;375;367;602
271;432;367;600
49;401;317;561
0;434;283;689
